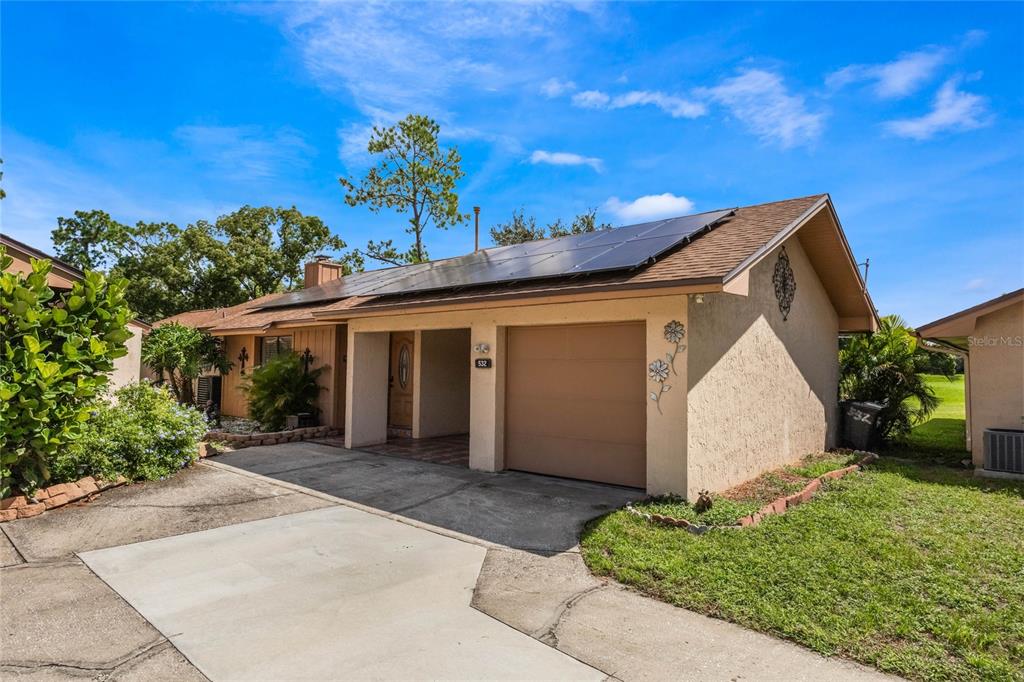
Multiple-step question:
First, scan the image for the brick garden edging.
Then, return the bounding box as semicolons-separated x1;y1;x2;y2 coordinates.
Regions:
626;452;880;535
0;475;127;523
204;425;342;450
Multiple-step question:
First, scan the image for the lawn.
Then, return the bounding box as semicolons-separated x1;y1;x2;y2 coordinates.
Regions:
581;396;1024;681
900;373;969;458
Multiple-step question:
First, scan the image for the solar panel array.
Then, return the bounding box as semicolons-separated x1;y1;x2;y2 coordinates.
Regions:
257;208;734;310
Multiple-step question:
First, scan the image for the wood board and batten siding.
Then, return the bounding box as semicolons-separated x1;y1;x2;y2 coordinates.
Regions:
218;325;346;428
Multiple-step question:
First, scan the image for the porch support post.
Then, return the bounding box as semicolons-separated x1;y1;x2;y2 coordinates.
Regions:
469;322;505;472
645;300;688;496
345;330;389;449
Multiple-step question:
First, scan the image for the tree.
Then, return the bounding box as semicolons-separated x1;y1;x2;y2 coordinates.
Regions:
550;208;612;238
490;208;547;247
0;247;132;496
0;158;6;200
52;205;356;322
489;208;614;246
839;314;951;442
340;114;468;265
52;210;133;271
141;322;231;405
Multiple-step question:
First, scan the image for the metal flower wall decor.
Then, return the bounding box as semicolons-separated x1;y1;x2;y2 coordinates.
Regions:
649;320;686;414
772;246;796;321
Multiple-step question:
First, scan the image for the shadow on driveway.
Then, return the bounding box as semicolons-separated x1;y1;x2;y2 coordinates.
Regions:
215;441;642;553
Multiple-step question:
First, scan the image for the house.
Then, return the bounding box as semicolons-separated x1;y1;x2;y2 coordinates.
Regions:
160;194;877;497
1;233;150;391
917;288;1024;477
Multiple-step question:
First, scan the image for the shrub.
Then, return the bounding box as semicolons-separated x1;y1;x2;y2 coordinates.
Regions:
242;352;325;431
0;247;132;497
51;383;207;483
839;314;945;442
142;322;230;404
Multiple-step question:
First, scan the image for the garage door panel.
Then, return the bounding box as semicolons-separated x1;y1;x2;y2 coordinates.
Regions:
505;432;646;489
506;397;645;444
505;323;646;488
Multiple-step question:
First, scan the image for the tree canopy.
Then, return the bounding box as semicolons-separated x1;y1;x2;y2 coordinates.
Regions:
51;205;357;323
340;114;468;265
489;207;613;246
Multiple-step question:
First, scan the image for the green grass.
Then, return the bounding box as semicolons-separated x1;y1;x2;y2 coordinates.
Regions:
897;374;970;464
582;460;1024;681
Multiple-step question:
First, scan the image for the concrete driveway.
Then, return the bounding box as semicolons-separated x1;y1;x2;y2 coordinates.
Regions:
215;441;642;553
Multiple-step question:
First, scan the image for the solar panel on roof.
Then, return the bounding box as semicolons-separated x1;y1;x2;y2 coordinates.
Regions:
257;208;734;309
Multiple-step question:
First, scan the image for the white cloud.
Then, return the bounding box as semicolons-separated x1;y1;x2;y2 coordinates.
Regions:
964;277;989;291
175;125;314;180
572;89;611;109
699;69;824;148
603;193;695;223
827;48;948;98
529;150;603;172
540;78;576;97
884;78;990;140
571;88;705;119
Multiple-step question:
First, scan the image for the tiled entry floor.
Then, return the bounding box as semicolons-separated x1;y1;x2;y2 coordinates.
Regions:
316;433;470;467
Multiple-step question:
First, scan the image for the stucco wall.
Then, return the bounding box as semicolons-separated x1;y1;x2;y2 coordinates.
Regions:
968;301;1024;464
415;328;471;438
686;236;839;494
109;322;145;392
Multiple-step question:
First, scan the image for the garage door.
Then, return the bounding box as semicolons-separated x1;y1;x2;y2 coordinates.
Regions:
505;322;646;488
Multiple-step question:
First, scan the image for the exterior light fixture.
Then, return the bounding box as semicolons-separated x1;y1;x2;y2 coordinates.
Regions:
474;343;490;354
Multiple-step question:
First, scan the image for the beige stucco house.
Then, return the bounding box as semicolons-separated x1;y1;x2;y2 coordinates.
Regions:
160;194;877;497
1;234;149;391
917;289;1024;477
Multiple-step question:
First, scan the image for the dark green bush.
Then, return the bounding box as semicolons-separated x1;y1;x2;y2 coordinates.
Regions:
51;383;207;483
0;247;132;497
242;352;325;431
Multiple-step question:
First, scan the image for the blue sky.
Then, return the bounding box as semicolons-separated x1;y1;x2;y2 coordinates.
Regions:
2;1;1022;326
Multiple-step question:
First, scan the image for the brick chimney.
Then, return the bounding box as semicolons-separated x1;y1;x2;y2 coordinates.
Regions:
304;256;345;289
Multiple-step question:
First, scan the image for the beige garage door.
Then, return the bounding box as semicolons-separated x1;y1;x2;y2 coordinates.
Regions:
505;322;646;488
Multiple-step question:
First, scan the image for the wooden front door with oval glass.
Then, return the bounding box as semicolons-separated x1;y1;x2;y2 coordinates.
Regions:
388;332;415;430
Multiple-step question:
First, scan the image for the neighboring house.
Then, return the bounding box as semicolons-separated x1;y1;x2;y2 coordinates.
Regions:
917;288;1024;476
159;194;877;497
1;233;150;391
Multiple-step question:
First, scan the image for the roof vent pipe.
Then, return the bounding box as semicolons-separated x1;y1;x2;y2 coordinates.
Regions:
473;206;480;252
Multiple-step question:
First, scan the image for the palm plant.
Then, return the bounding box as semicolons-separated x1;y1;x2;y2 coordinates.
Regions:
839;315;943;441
241;352;325;431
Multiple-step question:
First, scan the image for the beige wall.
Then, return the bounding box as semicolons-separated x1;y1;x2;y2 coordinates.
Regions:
344;294;689;493
414;328;471;438
968;301;1024;465
109;322;145;392
685;236;839;495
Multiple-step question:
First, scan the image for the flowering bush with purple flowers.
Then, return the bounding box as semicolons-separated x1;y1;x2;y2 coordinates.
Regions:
50;383;206;483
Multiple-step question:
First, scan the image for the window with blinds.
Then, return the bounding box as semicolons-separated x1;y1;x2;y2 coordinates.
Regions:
260;335;293;364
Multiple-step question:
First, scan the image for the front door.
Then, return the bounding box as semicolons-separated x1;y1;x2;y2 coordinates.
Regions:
388;332;414;429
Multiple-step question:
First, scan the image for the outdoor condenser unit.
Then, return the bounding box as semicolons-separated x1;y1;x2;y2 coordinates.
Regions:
983;428;1024;475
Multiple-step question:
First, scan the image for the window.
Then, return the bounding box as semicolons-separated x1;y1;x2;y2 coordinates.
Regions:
260;335;293;364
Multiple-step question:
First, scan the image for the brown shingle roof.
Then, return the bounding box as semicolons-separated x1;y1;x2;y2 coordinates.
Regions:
174;194;833;331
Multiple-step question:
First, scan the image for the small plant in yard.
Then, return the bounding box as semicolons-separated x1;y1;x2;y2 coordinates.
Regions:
0;247;132;497
51;382;207;483
242;351;325;431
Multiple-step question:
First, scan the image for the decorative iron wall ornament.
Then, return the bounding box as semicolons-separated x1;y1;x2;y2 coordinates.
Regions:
772;247;796;321
649;320;686;414
237;346;249;375
301;348;315;374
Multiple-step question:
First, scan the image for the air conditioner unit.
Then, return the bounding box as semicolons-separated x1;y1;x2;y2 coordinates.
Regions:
984;428;1024;475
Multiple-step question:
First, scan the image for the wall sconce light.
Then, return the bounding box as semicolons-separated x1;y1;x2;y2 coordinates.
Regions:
474;342;490;354
694;294;705;304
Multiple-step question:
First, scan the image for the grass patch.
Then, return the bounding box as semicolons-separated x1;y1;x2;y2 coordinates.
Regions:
636;496;760;527
893;374;970;465
582;455;1024;681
